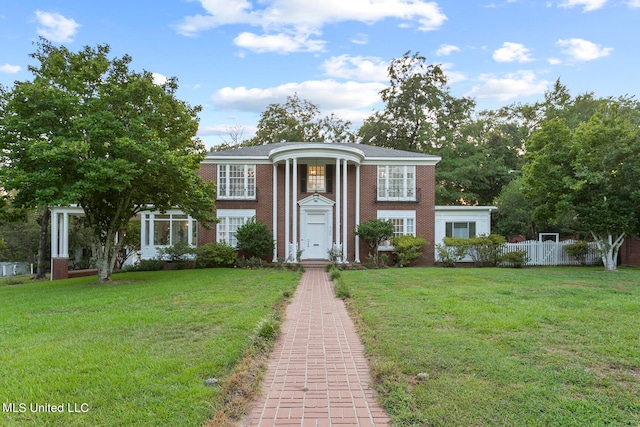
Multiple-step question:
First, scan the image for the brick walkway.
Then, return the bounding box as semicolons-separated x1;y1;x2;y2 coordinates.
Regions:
244;269;390;426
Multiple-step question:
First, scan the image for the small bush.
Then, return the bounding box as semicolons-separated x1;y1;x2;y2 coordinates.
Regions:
443;234;506;267
328;266;341;281
235;217;275;260
500;250;529;268
564;241;590;266
392;235;427;267
435;243;467;267
157;242;196;269
334;278;352;300
195;242;236;268
123;259;166;272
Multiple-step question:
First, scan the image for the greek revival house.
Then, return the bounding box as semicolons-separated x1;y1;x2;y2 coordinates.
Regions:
50;142;494;278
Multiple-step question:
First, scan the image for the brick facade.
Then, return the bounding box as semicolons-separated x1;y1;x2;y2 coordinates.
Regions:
198;144;439;266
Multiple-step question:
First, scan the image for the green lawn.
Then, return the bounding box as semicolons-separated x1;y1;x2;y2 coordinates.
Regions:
340;267;640;427
0;269;300;427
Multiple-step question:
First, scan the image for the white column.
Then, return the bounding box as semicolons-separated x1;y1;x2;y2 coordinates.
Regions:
292;157;298;261
51;210;59;259
335;158;341;254
62;212;69;258
355;164;361;263
272;163;278;262
342;159;348;263
285;159;290;261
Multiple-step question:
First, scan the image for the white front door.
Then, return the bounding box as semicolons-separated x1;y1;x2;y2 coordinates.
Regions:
302;212;330;259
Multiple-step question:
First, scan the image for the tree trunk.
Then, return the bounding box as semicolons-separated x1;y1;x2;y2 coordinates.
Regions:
94;229;125;283
35;207;50;280
592;232;624;272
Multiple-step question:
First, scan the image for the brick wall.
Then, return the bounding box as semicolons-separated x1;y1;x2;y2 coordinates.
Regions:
358;164;436;266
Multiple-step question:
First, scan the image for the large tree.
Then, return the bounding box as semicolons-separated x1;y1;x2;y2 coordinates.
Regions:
0;39;216;282
246;93;354;145
522;101;640;271
358;51;475;153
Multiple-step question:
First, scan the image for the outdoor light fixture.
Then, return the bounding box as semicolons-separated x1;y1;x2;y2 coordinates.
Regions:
313;191;319;202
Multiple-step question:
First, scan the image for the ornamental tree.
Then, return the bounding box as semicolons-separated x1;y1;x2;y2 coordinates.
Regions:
0;39;216;282
522;101;640;271
354;219;394;267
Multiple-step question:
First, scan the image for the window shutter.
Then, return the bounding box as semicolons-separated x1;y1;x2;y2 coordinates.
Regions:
299;165;307;193
445;222;452;238
326;164;334;193
469;222;476;238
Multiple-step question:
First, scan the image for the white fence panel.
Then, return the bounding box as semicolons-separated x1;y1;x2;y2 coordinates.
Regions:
502;240;600;266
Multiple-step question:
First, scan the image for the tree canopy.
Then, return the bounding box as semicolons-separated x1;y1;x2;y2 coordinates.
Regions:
522;100;640;271
245;93;355;145
0;39;216;282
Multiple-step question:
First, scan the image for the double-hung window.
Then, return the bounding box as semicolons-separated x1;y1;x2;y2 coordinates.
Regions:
445;222;476;238
377;165;416;201
218;164;256;199
216;209;256;247
377;210;416;249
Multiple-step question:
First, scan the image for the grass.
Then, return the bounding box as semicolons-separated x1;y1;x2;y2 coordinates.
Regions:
340;267;640;426
0;268;300;427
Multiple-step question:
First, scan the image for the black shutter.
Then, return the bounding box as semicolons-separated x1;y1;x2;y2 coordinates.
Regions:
326;164;334;193
299;164;307;193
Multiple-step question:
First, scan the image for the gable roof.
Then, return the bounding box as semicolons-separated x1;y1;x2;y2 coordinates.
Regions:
205;142;441;165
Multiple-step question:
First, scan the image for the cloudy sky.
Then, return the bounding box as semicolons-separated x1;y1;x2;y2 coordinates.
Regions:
1;0;637;148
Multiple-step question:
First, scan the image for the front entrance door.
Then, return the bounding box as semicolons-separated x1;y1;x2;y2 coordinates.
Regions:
304;212;329;259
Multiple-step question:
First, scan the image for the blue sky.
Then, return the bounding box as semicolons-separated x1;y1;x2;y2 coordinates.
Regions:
1;0;638;148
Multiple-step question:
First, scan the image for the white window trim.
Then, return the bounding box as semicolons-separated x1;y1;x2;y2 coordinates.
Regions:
217;164;256;200
377;165;416;201
377;210;416;250
216;209;256;247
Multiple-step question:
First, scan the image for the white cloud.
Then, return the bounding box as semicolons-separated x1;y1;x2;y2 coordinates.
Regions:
548;57;562;65
439;63;467;84
493;42;534;63
557;38;613;61
176;0;447;53
436;44;460;56
321;55;389;81
627;0;640;7
234;31;325;53
0;63;21;74
467;70;550;101
152;72;169;86
35;10;80;43
558;0;608;11
350;33;369;45
211;79;385;112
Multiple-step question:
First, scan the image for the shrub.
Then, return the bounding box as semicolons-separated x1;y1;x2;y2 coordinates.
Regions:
195;242;236;268
499;250;529;268
564;241;590;266
392;235;427;267
354;219;394;268
157;242;196;269
235;217;275;260
467;234;506;267
123;259;165;272
435;243;467;267
328;266;341;281
334;278;352;300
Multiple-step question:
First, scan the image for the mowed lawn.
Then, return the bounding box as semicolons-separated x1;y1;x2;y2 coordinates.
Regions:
340;267;640;427
0;269;300;427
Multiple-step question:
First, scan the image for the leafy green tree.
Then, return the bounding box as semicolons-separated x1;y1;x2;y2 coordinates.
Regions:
523;102;640;271
246;94;354;145
0;39;216;282
493;177;536;238
358;51;475;153
354;219;394;267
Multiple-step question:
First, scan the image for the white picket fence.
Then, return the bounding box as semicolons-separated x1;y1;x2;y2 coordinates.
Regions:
502;239;601;266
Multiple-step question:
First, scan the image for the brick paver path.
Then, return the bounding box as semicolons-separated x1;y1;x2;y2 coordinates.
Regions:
245;269;390;426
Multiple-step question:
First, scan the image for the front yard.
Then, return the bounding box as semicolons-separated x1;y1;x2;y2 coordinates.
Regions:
0;269;300;426
340;267;640;426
